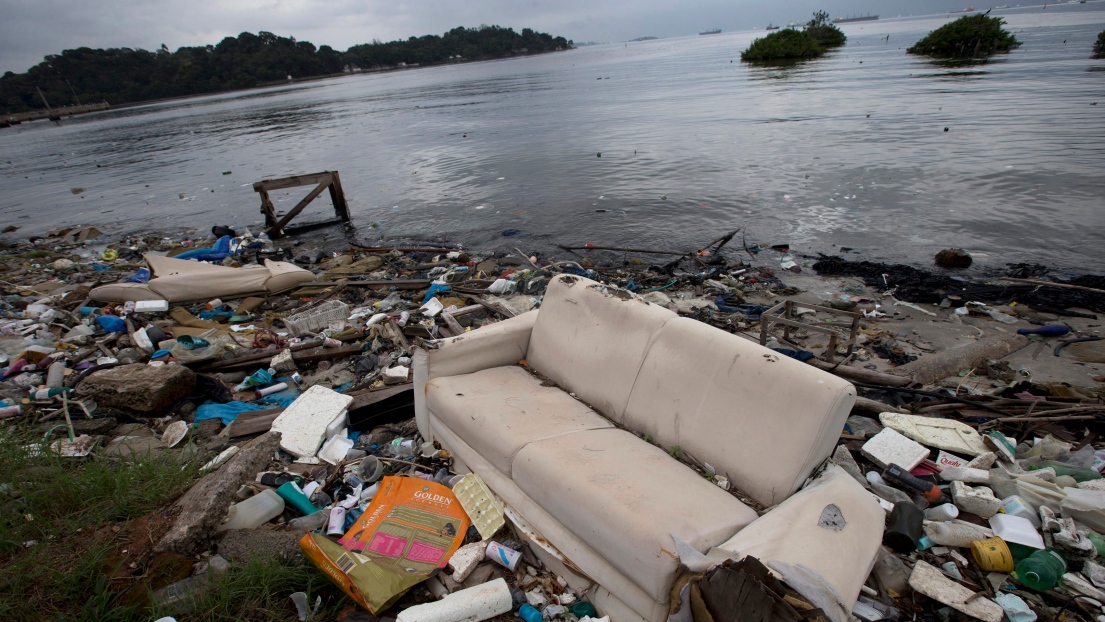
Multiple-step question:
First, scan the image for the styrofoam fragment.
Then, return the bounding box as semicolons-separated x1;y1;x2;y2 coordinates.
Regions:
908;561;1003;622
966;452;997;469
383;365;410;385
1078;479;1105;492
270;385;354;458
951;481;1001;518
860;428;930;470
448;542;487;582
317;435;354;465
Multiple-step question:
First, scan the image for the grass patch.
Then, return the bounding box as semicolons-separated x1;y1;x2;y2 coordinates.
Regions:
741;29;825;62
151;556;351;622
0;426;198;619
1095;30;1105;58
907;15;1021;58
0;426;353;620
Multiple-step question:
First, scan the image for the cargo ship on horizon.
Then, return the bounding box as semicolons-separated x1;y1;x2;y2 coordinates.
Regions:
833;14;879;23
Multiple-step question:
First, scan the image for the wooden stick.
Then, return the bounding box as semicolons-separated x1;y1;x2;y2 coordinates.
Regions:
806;359;913;387
998;277;1105;296
514;247;540;270
997;415;1100;423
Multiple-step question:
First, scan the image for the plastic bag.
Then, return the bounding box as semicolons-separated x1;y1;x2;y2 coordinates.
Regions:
301;476;471;613
1062;487;1105;533
169;334;234;364
1014;475;1066;513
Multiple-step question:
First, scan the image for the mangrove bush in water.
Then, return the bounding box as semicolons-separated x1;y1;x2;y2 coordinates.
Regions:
1095;30;1105;58
805;11;847;48
907;15;1021;58
741;29;825;62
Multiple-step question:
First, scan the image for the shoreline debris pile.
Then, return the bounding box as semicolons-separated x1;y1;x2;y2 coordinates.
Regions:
0;224;1102;622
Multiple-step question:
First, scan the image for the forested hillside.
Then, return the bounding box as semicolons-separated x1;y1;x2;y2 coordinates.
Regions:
1;26;571;113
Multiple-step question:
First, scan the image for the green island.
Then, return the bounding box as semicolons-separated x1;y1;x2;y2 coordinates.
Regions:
1095;30;1105;58
907;15;1021;59
1;26;571;114
741;12;846;63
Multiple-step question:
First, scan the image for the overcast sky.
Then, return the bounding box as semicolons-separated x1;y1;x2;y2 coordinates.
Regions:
2;0;961;73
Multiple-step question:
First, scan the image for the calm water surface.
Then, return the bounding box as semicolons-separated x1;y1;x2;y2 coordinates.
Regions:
1;4;1103;270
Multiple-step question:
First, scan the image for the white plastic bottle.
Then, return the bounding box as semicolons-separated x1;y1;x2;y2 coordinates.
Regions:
217;489;284;531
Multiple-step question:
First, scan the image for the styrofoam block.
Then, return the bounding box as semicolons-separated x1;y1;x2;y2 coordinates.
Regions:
448;542;486;582
270;385;354;458
951;481;1001;518
318;435;354;465
383;365;410;384
396;577;512;622
324;414;348;441
860;428;930;470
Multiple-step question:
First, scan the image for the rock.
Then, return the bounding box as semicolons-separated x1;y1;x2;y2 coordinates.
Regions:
156;432;281;555
39;415;117;436
217;528;306;565
75;363;196;414
192;418;222;441
105;434;166;460
934;248;972;269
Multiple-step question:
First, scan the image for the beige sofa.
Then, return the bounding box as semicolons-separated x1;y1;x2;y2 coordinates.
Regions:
414;275;884;622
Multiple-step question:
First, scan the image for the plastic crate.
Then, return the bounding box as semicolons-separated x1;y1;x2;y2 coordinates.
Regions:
283;300;350;337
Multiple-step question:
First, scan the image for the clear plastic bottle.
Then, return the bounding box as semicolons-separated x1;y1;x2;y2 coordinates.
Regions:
288;509;329;532
1014;548;1067;591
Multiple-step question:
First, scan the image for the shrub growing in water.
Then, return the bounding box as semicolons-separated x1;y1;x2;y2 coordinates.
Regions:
1095;30;1105;58
805;11;847;48
907;15;1021;58
741;29;825;62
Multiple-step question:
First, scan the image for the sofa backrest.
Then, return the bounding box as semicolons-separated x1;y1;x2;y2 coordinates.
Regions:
527;275;675;422
622;317;856;507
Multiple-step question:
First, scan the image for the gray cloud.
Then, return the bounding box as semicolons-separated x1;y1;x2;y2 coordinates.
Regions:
2;0;942;73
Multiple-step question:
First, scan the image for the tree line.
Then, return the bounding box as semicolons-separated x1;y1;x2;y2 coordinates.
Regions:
1;26;572;113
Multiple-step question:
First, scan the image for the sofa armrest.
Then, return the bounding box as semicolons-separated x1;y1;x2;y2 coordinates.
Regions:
413;310;538;442
712;465;884;612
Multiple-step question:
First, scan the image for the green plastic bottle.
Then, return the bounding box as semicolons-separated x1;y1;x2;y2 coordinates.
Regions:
1014;548;1067;591
1029;461;1102;482
1087;532;1105;559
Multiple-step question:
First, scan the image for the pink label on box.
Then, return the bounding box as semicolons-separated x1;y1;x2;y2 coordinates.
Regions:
367;532;408;557
406;541;447;564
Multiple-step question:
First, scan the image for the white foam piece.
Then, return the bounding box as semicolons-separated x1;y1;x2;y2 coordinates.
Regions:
860;428;930;470
270;385;354;458
396;577;512;622
318;435;354;465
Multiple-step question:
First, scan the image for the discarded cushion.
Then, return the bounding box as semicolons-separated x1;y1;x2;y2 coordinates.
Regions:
512;428;758;599
89;255;314;303
426;366;614;476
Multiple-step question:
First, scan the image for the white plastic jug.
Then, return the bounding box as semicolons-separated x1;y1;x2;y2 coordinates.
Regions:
217;489;284;531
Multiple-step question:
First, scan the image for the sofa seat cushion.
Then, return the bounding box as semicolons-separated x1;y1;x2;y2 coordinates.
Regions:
425;366;614;476
512;428;759;598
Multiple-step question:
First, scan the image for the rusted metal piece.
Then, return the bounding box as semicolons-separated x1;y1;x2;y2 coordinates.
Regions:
253;171;351;238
